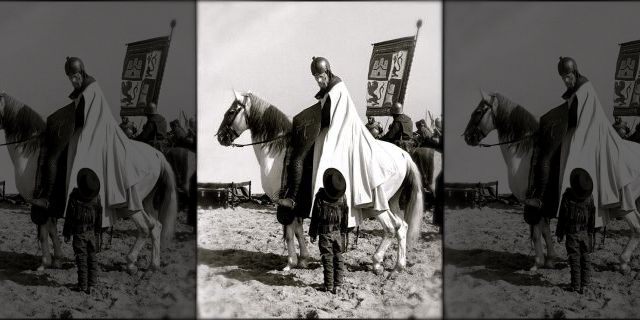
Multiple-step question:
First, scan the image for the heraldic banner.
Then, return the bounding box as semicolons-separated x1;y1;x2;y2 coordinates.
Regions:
120;36;171;116
366;36;416;116
614;40;640;116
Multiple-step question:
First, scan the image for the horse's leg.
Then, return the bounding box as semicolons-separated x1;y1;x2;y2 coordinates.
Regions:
541;217;558;268
37;223;51;271
48;218;63;268
283;222;298;271
388;198;408;273
127;210;160;272
530;223;545;271
620;210;640;274
373;210;398;275
293;217;310;268
143;195;162;270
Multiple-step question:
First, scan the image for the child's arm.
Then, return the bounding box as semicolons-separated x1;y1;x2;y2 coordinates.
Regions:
340;196;349;233
587;197;596;234
94;195;103;231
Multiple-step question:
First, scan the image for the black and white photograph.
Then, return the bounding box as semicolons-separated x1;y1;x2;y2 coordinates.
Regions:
445;1;640;318
197;2;442;318
0;2;196;318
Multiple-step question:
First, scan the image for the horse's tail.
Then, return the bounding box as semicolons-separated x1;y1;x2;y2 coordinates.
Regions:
157;154;178;247
403;157;425;249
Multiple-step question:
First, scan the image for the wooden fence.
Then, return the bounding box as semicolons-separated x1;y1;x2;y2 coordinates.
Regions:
444;181;499;208
198;181;252;209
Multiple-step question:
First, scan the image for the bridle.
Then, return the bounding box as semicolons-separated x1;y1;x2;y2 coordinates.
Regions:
465;94;496;143
218;95;250;142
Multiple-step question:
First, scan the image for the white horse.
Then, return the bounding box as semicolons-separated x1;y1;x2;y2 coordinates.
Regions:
463;91;640;273
0;93;178;272
216;91;429;274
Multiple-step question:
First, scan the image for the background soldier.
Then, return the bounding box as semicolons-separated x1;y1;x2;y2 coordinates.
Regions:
134;102;168;153
119;116;137;138
380;102;413;151
365;116;383;138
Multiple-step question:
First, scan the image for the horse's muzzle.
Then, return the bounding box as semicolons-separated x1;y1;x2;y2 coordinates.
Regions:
463;130;482;146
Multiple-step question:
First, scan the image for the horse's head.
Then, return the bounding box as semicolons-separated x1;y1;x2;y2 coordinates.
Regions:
463;90;497;146
217;90;252;146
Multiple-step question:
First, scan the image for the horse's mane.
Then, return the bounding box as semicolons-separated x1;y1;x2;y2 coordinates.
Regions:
247;93;292;153
1;93;44;155
493;93;538;155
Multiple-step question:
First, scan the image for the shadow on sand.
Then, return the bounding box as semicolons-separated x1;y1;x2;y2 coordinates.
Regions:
198;248;307;287
445;247;555;287
0;251;62;287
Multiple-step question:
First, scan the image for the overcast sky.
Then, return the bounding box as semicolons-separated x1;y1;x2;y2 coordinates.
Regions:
198;2;442;193
0;2;195;193
445;1;640;194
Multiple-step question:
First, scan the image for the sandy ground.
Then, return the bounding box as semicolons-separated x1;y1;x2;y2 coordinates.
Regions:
0;201;195;319
198;201;442;318
445;201;640;318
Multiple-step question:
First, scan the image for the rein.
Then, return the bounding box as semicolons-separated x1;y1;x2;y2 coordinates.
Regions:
231;133;289;147
0;134;41;147
478;133;535;148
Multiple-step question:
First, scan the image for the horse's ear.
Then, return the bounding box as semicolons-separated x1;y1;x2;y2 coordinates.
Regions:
232;89;245;102
479;89;491;102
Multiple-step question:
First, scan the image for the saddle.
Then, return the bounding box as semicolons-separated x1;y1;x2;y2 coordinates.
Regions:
524;102;571;224
32;102;76;223
277;102;322;225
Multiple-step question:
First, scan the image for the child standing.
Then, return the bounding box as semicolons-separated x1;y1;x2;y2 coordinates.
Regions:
310;168;349;294
556;167;596;294
63;168;102;294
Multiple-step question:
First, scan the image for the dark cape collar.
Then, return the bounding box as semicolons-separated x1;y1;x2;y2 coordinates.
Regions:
561;74;589;100
68;74;96;100
314;75;342;100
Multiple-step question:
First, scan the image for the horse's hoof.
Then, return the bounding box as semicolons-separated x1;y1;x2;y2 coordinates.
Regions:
620;263;631;275
528;264;539;272
126;264;138;275
282;264;292;272
298;257;310;269
36;264;46;272
373;265;384;275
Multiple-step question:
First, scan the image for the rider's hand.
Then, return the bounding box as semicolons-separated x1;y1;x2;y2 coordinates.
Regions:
310;237;317;244
64;236;70;243
277;198;295;209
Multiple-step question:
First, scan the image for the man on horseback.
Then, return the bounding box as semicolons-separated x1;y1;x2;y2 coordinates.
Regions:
380;102;414;152
134;102;169;153
303;56;403;228
524;57;586;211
31;57;97;210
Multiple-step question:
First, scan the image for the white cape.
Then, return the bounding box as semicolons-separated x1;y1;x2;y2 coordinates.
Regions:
311;81;404;227
558;81;640;227
65;82;158;227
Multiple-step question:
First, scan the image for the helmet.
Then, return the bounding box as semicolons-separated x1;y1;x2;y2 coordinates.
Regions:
144;102;157;115
557;56;578;76
310;57;331;75
390;102;403;115
65;57;85;75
